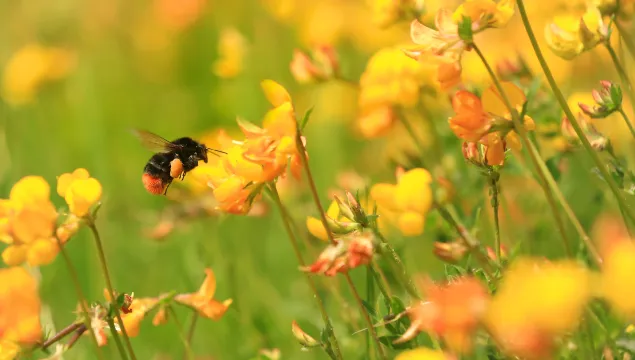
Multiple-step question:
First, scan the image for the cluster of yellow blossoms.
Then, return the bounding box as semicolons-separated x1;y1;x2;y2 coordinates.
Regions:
0;169;102;267
190;80;303;214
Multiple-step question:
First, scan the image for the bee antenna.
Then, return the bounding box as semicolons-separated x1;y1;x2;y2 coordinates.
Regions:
207;148;227;155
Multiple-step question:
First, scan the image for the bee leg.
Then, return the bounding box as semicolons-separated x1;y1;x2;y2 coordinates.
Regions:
163;182;172;196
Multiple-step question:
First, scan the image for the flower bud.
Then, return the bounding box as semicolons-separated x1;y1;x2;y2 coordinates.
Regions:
561;114;608;151
289;46;339;84
333;194;356;221
56;214;81;243
579;81;622;118
496;54;532;81
486;244;509;262
433;241;468;264
152;307;169;326
325;216;361;236
346;191;369;226
462;142;485;166
291;321;321;348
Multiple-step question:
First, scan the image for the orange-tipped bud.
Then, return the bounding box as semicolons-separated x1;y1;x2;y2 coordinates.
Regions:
434;241;468;264
291;320;321;348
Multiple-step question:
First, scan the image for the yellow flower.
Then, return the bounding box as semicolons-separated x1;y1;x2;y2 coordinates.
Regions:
396;347;453;360
306;201;340;242
212;28;248;79
487;257;591;358
0;176;59;267
358;47;433;137
57;169;102;217
544;6;607;60
600;238;635;318
0;339;20;360
371;168;433;236
368;0;425;28
452;0;515;28
0;267;42;345
174;268;233;320
1;44;76;107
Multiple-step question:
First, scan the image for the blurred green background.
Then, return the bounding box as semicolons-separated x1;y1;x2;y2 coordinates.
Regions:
1;0;634;359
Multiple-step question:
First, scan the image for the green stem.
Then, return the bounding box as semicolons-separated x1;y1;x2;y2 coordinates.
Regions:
617;108;635;140
366;266;377;360
54;237;105;359
615;20;635;59
86;220;137;360
472;42;572;257
374;230;420;299
435;205;494;278
606;42;635;129
294;127;387;360
344;273;387;360
526;140;603;266
397;109;427;166
167;306;193;360
183;313;198;360
370;262;393;301
106;318;128;360
488;170;502;263
516;0;635;223
267;185;343;360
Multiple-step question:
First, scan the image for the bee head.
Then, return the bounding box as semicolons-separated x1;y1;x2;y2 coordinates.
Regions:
197;143;209;163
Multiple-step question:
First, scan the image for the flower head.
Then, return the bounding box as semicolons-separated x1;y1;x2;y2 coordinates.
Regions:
395;347;454;360
1;176;59;266
57;169;102;217
0;267;42;345
358;47;432;137
290;46;339;84
212;28;248;79
579;80;622;119
1;44;76;107
397;276;489;353
600;237;635;319
302;230;377;276
545;6;608;60
371;168;433;236
174;268;232;320
486;258;591;358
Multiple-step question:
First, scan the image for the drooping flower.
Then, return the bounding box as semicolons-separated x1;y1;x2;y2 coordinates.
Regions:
396;276;489;353
0;176;59;267
370;168;433;236
544;6;608;60
212;28;248;79
302;230;377;276
1;44;76;107
0;267;42;347
174;268;232;320
57;169;103;218
486;257;591;359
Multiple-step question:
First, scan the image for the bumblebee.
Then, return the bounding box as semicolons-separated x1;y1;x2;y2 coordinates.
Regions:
132;129;225;195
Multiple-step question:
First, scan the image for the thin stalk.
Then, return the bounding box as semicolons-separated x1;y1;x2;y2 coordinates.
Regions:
106;318;128;360
267;185;343;360
344;273;387;360
371;262;393;300
516;0;635;223
366;266;377;360
41;322;82;350
488;171;502;263
606;42;635;136
86;220;137;360
435;205;494;278
618;108;635;140
167;306;193;360
294;127;387;359
374;230;420;299
183;313;198;360
53;237;105;359
526;140;603;266
472;42;572;257
615;20;635;59
397;111;427;164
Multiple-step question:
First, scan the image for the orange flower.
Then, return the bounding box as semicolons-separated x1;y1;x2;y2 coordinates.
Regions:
396;276;489;353
174;268;232;320
302;230;377;276
449;91;490;142
0;267;42;345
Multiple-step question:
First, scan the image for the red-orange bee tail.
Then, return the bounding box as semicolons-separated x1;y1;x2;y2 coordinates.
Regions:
142;173;167;195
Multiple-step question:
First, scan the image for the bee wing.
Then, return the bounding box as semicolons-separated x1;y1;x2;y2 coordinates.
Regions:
131;129;183;153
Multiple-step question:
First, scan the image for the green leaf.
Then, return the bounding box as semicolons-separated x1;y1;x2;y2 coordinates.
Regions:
378;335;411;350
361;299;378;319
545;155;562;182
300;107;315;130
458;15;474;42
